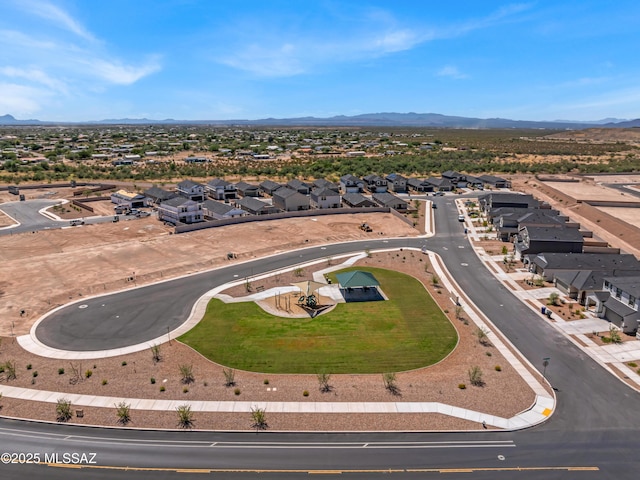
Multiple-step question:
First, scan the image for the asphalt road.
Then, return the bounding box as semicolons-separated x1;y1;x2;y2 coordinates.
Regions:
0;199;130;236
5;194;640;478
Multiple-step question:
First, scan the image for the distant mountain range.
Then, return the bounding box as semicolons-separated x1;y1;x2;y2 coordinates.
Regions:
1;112;639;129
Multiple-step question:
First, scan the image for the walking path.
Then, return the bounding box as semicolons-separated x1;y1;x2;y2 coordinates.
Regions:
456;197;640;390
3;195;556;430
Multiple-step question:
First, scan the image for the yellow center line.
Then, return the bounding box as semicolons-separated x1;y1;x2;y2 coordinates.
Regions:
43;464;600;474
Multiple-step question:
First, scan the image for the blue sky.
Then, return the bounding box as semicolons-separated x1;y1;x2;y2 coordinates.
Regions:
1;0;639;122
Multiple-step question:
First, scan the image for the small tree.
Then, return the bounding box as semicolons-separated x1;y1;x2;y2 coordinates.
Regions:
176;404;194;429
293;267;305;277
56;398;73;422
250;406;268;430
179;364;195;384
115;401;131;425
317;372;332;393
431;274;439;287
501;245;508;255
475;327;490;346
223;368;236;387
468;366;484;386
609;324;622;344
454;305;464;320
150;344;162;364
383;372;400;396
548;292;560;306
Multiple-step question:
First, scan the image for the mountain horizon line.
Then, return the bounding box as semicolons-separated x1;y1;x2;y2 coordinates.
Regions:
1;112;638;129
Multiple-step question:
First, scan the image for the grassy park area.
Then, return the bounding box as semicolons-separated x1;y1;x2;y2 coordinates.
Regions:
179;267;458;373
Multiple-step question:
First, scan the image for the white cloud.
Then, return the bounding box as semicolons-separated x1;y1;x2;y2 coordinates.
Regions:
216;4;531;78
84;57;162;85
0;82;50;115
17;0;96;42
437;65;468;80
0;66;68;93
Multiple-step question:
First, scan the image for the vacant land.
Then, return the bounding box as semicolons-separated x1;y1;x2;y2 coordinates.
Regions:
0;251;535;431
180;267;457;373
0;212;418;335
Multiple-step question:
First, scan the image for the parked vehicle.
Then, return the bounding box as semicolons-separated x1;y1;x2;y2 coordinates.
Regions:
458;214;465;222
69;219;85;226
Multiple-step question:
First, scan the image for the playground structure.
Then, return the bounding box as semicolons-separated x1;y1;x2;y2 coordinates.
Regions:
272;280;333;317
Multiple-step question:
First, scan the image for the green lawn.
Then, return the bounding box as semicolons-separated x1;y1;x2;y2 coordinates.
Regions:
179;267;458;374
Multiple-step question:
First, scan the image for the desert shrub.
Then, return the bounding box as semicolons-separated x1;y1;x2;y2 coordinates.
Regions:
115;401;131;425
234;388;241;396
58;368;65;375
223;368;235;387
176;404;194;429
179;364;195;384
628;362;638;368
121;361;127;366
26;364;32;370
458;383;466;389
263;379;269;385
159;385;166;392
250;406;268;430
56;398;73;422
183;387;189;394
303;390;309;397
85;369;93;378
468;366;484;386
32;371;38;378
494;365;502;372
150;377;156;384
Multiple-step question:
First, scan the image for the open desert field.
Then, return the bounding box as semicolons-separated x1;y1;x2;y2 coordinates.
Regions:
541;180;632;202
0;211;418;336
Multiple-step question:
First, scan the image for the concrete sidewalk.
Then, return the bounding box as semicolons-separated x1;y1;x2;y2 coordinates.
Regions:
7;247;555;431
0;380;553;431
457;197;640;391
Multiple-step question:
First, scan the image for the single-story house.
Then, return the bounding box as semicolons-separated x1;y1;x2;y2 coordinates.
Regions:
479;193;539;213
235;181;261;197
202;199;247;220
312;178;339;190
425;177;453;191
235;196;279;215
110;189;148;209
145;186;177;205
287;179;311;195
478;174;510;188
515;225;584;259
372;192;408;211
407;178;434;193
342;192;378;208
259;180;282;196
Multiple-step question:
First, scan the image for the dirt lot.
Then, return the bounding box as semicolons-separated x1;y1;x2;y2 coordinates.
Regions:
0;212;417;335
0;251;537;431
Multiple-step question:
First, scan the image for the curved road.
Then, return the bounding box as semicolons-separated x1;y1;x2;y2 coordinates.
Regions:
4;195;640;479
